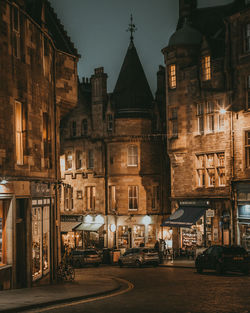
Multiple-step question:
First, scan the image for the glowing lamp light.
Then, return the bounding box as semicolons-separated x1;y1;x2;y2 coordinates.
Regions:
219;108;227;115
110;224;116;232
0;179;8;185
143;215;151;225
95;215;104;224
85;215;93;223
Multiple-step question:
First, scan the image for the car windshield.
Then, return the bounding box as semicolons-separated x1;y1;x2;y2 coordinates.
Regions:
84;250;98;256
142;248;157;253
222;246;247;255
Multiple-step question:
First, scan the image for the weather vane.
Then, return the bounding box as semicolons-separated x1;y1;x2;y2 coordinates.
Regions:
126;14;137;42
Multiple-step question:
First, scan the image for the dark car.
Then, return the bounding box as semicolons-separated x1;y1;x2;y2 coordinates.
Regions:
71;249;102;268
195;245;249;275
118;247;159;267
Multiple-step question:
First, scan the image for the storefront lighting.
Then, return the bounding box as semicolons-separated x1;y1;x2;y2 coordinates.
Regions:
219;108;227;115
95;215;104;224
85;215;93;223
143;215;151;225
110;224;116;232
0;179;8;185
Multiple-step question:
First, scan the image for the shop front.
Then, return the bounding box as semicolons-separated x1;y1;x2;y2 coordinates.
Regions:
236;183;250;252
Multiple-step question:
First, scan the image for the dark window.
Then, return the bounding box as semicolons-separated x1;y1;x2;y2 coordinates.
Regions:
107;114;113;131
12;5;20;58
43;112;52;168
245;131;250;168
81;119;88;136
88;150;94;169
71;121;77;137
245;24;250;52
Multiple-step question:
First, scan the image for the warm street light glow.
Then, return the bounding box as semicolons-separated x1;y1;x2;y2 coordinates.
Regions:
95;215;104;224
110;224;116;232
219;108;227;115
85;215;93;223
143;215;151;225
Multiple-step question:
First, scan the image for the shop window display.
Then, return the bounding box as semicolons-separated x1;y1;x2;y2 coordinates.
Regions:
0;200;5;265
118;225;129;248
147;224;156;245
133;225;145;247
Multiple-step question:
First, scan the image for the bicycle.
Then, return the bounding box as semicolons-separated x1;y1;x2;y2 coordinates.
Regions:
56;262;75;282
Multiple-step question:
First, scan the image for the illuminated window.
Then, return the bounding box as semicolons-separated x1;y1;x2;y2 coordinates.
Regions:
109;185;116;211
128;186;138;210
76;150;83;169
88;150;94;169
207;102;214;132
64;186;73;211
86;186;96;210
196;155;205;187
81;119;88;136
245;24;250;52
197;103;204;134
43;112;52;168
0;200;5;265
168;64;176;89
15;101;24;165
152;186;160;210
202;56;211;81
207;154;215;187
245;131;250;168
66;151;72;170
217;153;225;186
12;4;20;58
127;145;138;167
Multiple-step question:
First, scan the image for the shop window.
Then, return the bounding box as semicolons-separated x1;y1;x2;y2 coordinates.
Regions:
107;114;113;131
32;205;50;281
43;112;52;168
197;103;204;135
245;23;250;52
64;186;73;211
86;186;96;210
196;155;205;187
127;145;138;167
15;101;25;165
245;131;250;168
147;224;156;245
109;185;116;211
70;121;77;137
168;64;176;89
217;152;225;186
76;150;83;169
12;4;20;58
128;186;138;210
170;108;178;138
65;151;72;170
0;201;6;265
118;225;129;248
88;150;94;169
202;55;211;81
133;225;145;247
152;186;159;210
81;119;88;136
207;101;214;132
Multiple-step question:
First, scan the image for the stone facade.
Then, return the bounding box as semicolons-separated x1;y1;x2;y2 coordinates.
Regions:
0;0;78;289
162;0;250;252
60;41;168;251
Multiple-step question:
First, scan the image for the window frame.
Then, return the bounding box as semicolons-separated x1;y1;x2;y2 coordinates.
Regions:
65;151;73;170
245;131;250;168
197;103;204;135
108;185;116;211
201;55;211;81
206;101;215;133
15;101;24;165
127;145;138;167
128;185;139;211
168;64;176;89
81;119;88;136
245;23;250;53
88;149;94;169
86;186;96;210
12;4;20;59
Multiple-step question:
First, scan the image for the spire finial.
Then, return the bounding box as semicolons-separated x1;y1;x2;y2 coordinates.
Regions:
126;14;137;42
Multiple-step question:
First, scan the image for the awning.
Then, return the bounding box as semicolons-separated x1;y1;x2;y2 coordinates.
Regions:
73;223;104;232
161;206;206;228
61;222;82;233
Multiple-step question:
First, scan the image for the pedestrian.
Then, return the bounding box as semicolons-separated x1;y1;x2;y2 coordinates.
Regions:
154;240;159;251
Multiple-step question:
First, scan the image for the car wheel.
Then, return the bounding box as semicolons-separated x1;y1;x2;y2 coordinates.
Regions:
118;260;123;268
196;266;203;274
135;260;142;268
216;263;224;275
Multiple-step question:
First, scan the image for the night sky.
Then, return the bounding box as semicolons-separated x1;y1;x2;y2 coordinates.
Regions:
49;0;232;94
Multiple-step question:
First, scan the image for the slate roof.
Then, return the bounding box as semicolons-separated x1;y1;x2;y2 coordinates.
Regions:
113;40;153;118
25;0;79;57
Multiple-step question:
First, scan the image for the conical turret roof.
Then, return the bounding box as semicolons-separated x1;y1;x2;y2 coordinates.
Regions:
113;41;153;118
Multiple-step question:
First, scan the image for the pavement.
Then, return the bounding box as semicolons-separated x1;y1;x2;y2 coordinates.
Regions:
0;260;194;313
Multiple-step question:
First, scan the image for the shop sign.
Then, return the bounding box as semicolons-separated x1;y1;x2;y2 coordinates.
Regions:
206;209;214;217
179;200;210;207
31;182;51;197
61;215;83;222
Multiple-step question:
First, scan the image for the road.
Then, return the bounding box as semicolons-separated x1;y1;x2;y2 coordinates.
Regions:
29;265;250;313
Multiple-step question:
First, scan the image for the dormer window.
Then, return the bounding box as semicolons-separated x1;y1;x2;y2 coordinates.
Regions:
245;24;250;52
168;64;176;89
202;56;211;81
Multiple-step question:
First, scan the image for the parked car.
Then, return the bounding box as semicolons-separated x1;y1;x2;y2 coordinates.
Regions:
195;245;249;275
71;249;102;268
118;247;160;267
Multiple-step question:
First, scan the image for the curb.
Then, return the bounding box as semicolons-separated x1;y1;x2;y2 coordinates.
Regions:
0;279;123;313
159;264;195;269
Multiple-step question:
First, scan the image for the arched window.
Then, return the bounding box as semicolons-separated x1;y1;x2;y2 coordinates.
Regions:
81;119;88;136
127;145;138;167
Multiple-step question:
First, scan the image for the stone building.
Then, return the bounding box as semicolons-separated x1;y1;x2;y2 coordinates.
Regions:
60;32;168;252
0;0;78;289
162;0;250;253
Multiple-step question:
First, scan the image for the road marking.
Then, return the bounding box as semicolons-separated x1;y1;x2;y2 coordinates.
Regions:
29;277;134;312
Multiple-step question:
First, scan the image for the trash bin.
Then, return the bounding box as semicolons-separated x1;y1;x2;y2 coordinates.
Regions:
112;249;121;264
102;248;111;264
